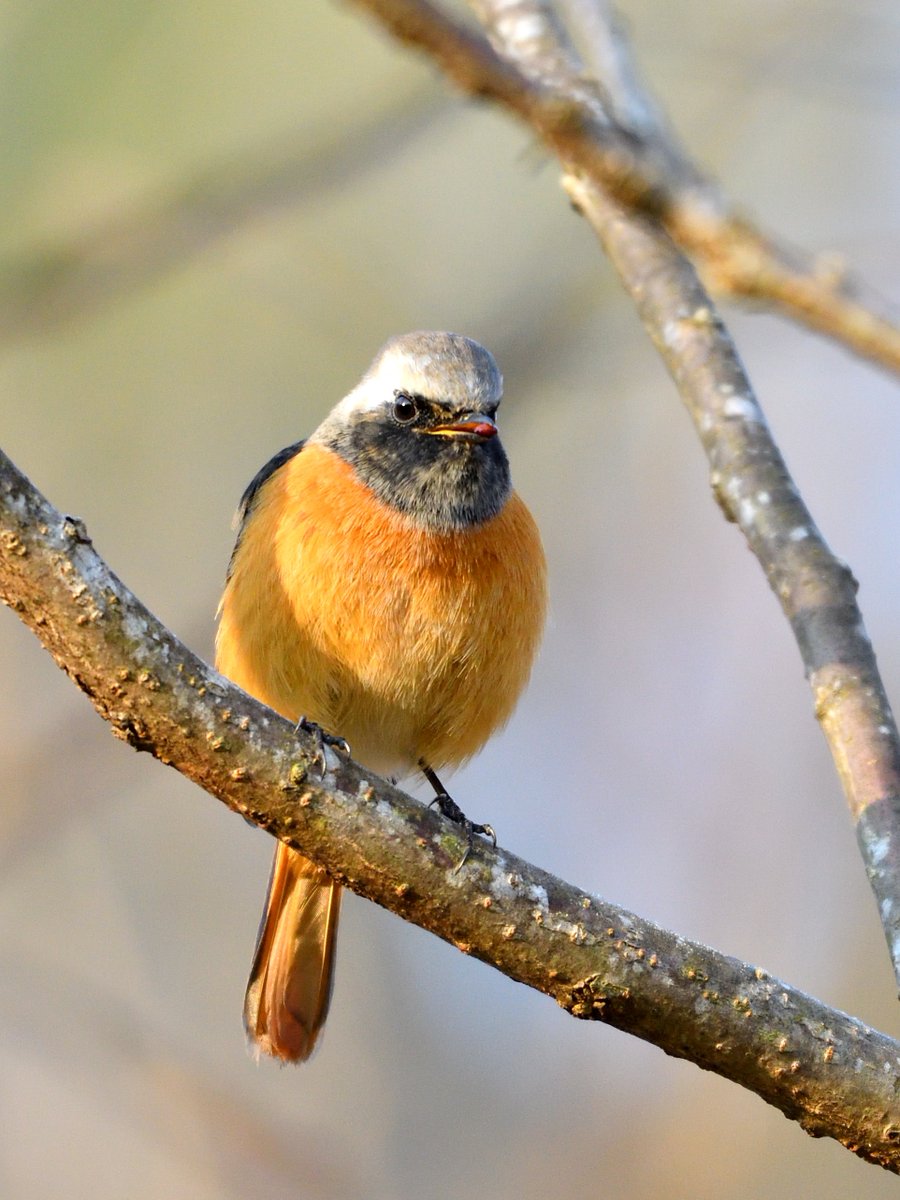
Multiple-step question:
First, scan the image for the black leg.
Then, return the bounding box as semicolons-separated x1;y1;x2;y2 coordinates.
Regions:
420;761;496;871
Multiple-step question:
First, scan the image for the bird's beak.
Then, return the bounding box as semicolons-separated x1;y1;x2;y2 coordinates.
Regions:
424;413;498;443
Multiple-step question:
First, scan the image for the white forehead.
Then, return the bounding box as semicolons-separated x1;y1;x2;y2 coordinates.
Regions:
334;331;503;419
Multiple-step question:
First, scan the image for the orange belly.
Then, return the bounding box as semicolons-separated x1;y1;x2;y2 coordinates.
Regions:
216;442;546;777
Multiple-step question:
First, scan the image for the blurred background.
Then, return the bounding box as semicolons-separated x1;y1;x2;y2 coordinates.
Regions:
1;1;899;1196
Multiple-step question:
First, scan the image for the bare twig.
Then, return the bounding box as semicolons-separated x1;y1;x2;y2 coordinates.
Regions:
5;3;895;373
349;0;900;375
349;0;900;1012
3;447;900;1171
557;0;900;369
570;173;900;985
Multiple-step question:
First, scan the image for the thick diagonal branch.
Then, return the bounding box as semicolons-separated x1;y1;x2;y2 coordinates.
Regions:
3;453;900;1171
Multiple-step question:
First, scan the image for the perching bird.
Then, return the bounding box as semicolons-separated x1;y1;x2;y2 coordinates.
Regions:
216;331;547;1062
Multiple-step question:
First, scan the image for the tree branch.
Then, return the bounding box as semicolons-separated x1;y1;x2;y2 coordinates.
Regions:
348;0;900;1020
569;173;900;973
6;3;896;376
348;0;900;377
2;446;900;1170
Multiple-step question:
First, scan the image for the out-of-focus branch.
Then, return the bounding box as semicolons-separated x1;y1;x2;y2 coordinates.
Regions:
349;0;900;376
0;83;442;341
350;0;900;1016
2;446;900;1172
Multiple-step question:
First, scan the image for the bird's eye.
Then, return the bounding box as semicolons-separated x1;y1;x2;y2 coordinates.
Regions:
392;392;419;423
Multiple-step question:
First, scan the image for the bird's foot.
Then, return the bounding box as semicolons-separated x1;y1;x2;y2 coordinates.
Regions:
296;716;350;774
421;762;496;872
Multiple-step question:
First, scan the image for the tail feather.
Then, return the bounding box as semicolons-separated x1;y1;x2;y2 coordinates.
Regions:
244;842;342;1062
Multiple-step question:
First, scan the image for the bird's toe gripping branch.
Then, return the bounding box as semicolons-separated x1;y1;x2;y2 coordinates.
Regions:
295;715;351;775
420;761;497;872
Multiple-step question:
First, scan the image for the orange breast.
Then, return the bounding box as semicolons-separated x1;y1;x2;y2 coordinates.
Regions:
216;443;546;778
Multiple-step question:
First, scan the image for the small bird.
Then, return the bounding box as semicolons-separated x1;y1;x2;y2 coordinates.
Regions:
216;331;547;1062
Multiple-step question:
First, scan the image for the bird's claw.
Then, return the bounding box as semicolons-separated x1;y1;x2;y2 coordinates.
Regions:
429;792;497;873
295;716;350;774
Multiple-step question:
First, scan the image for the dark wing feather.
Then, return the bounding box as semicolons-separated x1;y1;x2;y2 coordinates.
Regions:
225;440;305;582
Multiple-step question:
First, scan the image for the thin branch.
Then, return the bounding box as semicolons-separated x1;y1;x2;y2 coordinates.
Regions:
557;0;900;366
2;448;900;1171
348;0;900;376
4;3;895;373
350;0;900;1013
571;173;900;975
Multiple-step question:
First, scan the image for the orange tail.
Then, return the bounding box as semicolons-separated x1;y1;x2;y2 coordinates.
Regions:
244;843;342;1062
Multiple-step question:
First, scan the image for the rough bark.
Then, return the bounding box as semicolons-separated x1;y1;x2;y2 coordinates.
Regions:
3;447;900;1171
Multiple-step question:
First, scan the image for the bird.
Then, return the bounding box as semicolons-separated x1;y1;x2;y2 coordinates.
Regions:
216;331;547;1062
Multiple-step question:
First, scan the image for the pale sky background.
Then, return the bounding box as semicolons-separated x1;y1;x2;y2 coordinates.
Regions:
2;2;900;1197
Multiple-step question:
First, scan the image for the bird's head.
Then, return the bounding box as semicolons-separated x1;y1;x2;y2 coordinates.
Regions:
312;332;512;530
